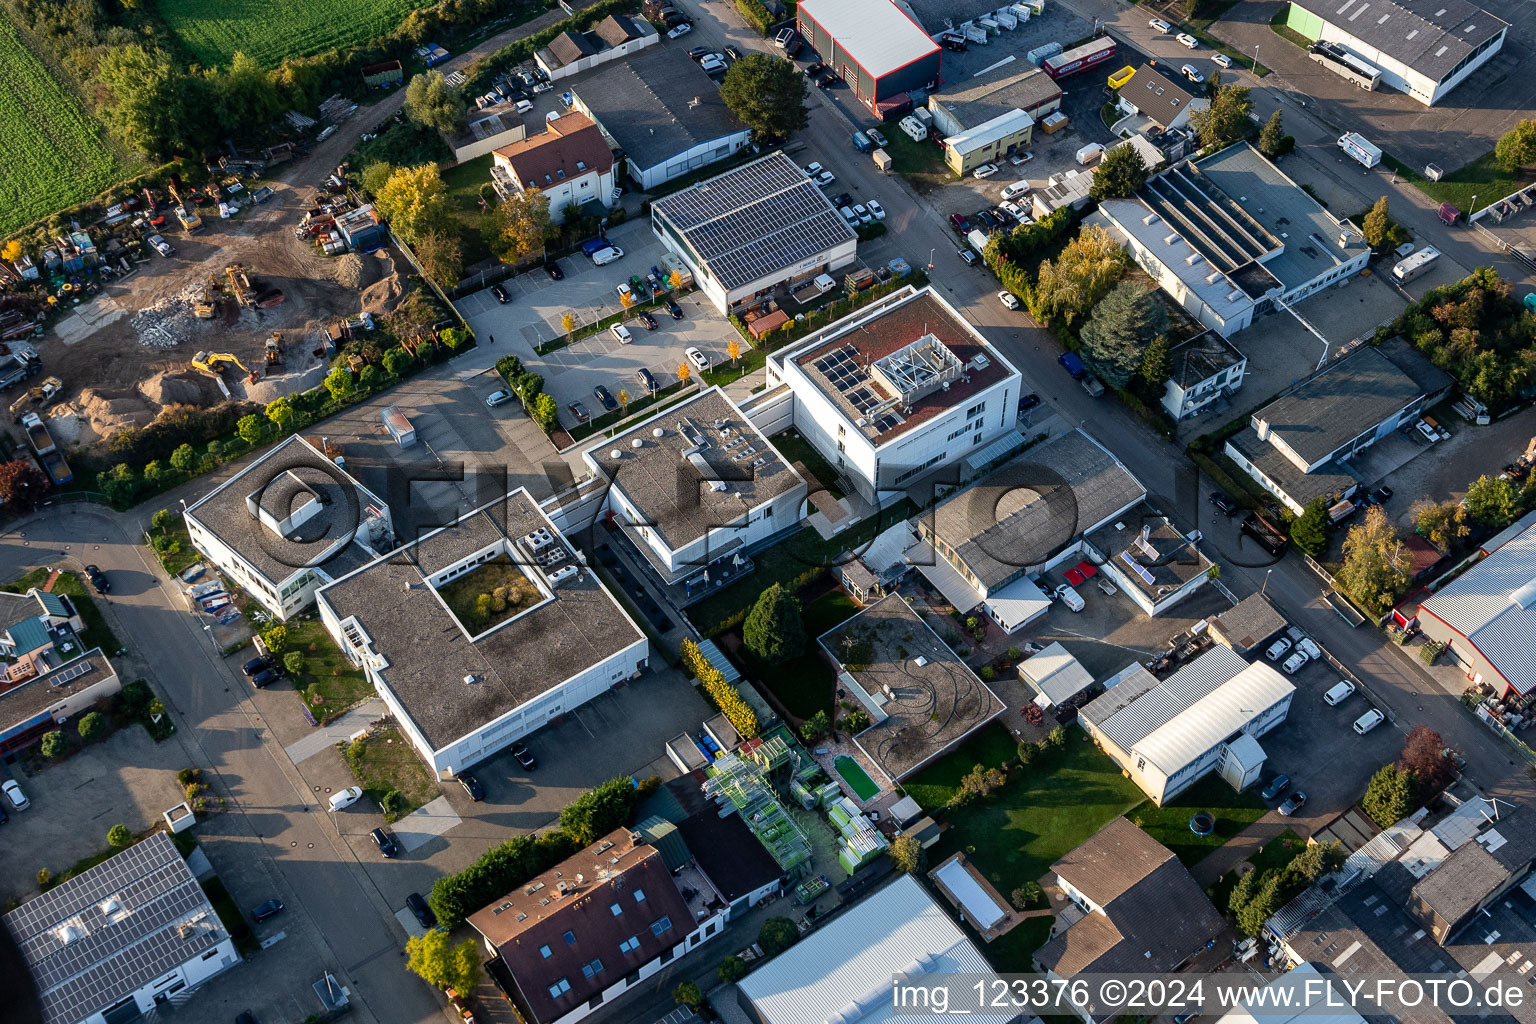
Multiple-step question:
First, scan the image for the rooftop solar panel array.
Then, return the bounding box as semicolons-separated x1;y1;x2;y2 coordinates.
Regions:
811;345;903;432
652;154;856;291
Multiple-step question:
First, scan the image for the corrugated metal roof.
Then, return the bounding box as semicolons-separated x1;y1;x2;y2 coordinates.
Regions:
8;616;52;655
1089;646;1247;753
737;874;1014;1024
1421;520;1536;691
945;109;1036;156
799;0;941;80
1020;641;1095;705
1133;660;1294;775
35;592;69;618
695;639;741;685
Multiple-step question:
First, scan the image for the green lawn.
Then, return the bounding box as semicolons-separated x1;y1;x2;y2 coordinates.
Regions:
687;499;919;637
342;724;440;821
903;722;1020;810
3;568;121;654
146;517;200;578
282;618;374;723
1209;829;1303;910
1128;773;1269;866
750;590;859;719
877;128;950;184
1268;7;1314;50
1389;150;1534;215
769;429;845;500
441;154;501;265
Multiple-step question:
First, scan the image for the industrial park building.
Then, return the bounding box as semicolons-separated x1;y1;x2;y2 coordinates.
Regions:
796;0;942;115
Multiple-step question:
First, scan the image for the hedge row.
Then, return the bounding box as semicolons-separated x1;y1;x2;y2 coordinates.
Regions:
680;639;759;739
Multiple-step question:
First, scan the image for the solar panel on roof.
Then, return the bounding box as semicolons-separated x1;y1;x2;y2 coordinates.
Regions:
1120;550;1157;585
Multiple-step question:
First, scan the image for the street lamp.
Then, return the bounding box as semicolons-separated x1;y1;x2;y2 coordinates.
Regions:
1262;568;1273;596
1471;194;1478;218
1253;45;1260;72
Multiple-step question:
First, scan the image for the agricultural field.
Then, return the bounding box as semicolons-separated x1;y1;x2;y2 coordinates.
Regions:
154;0;438;68
0;21;129;237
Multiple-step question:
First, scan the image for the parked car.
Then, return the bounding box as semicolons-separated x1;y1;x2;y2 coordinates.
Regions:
1264;637;1293;662
511;742;537;770
1278;791;1308;816
1372;486;1394;502
1415;419;1439;442
999;200;1028;223
831;192;853;209
1180;63;1204;83
948;212;970;233
814;170;835;187
457;773;485;801
867;127;888;147
593;385;617;411
1281;650;1309;675
1261;773;1291;800
2;779;29;811
839;206;859;228
998;290;1020;310
490;283;509;304
406;892;437;930
1212;52;1233;67
700;56;727;75
636;367;659;392
773;27;795;48
688;45;711;61
485;389;513;407
567;401;590;423
974;209;999;230
370;827;401;859
1018;393;1041;412
251;668;281;689
591;245;623;266
1176;32;1199;47
972;162;1000;179
816;72;835;89
957;248;979;266
686;347;710;371
1054;583;1085;612
242;656;270;677
610;324;633;345
1353;708;1386;734
1324;680;1357;706
805;61;824;76
803;161;823;177
544;260;564;280
1009;149;1035;166
1296;637;1322;661
251;899;284;922
867;199;886;220
1208;492;1239;517
852;203;872;224
1149;17;1172;31
615;282;633;303
667;21;693;38
328;786;363;811
666;297;684;319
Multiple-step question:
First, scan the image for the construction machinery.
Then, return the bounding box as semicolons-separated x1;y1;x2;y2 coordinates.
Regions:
193;274;220;319
168;178;203;233
192;353;257;398
8;377;63;422
265;331;285;367
226;263;255;309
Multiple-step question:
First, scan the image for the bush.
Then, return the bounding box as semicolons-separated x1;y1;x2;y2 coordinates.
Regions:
1017;740;1043;766
680;640;759;739
107;824;132;848
40;730;66;758
758;916;799;957
890;833;926;874
674;980;704;1008
283;651;306;676
262;624;289;656
152;508;174;531
78;712;107;743
558;776;640;846
799;709;830;742
36;868;50;888
176;767;202;787
718;955;749;984
380;790;409;819
1046;726;1067;750
1362;764;1416;827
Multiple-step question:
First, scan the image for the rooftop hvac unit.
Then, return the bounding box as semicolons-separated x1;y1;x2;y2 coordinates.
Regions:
631;438;643;448
548;564;580;586
652;427;665;438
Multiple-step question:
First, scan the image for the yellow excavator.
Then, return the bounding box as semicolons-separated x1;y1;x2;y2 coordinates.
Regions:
8;376;63;422
193;274;220;319
192;351;257;386
168;180;202;233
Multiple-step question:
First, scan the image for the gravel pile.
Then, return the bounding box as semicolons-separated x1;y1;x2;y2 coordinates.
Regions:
131;290;197;349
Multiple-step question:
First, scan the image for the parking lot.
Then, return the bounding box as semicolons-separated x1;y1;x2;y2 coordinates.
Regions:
459;220;745;419
1370;403;1536;532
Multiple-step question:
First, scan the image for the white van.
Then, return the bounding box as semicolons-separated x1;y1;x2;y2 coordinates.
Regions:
591;245;624;266
1323;680;1356;706
1001;180;1032;200
328;786;363;812
1054;583;1084;612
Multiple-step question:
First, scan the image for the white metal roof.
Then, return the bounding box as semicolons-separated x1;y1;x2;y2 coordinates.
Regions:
1019;641;1094;706
984;574;1051;633
944;108;1035;156
933;857;1008;929
798;0;940;79
1421;519;1536;692
1132;658;1294;776
737;874;1014;1024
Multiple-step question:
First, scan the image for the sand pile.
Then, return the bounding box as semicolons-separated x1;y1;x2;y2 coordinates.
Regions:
140;370;219;408
73;389;155;436
360;254;403;314
332;254;365;289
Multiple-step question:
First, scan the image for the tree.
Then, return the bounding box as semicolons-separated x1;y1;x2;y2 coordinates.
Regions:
1136;333;1172;401
361;162;396;197
1189;82;1253;148
743;583;805;663
1414;500;1467;550
414;230;462;289
78;712;107;743
405;930;482;992
404;69;467;134
1235;872;1282;938
1290;497;1331;557
40;730;66;758
719;53;809;142
284;651;306;676
560;312;576;345
1089;144;1149;200
99;464;140;506
96;45;189;158
262;624;289;655
0;459;47;514
1362;764;1416;827
1258;109;1286;157
212;52;284;135
677;362;691;385
374;164;450;246
1496;118;1536;172
166;443;196;475
798;709;829;742
674;980;703;1008
383;347;416;377
495;188;552;265
718;955;749;984
1284;840;1343;884
1336;505;1410;614
890;833;926;874
728;338;741;366
1030;225;1129;324
758;917;799;957
360;365;382;391
558;776;638;845
265;397;294;431
1078;281;1168;387
152;508;174;531
324;367;354;402
1463;474;1518;530
1362;196;1393;249
107;824;132;848
237;414;264;445
530;393;558;434
1399;724;1451;793
616;388;631;415
1;240;21;263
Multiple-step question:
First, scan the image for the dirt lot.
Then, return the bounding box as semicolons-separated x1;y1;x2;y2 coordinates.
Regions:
37;177;408;447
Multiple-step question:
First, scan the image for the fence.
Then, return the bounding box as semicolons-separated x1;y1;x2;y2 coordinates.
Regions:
1473;699;1536;766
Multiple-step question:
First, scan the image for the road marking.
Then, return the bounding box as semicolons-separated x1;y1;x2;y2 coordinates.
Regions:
393;796;461;853
260;930;287;949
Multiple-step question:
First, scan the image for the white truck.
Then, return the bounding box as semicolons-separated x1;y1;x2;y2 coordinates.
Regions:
966;228;990;254
1338;132;1381;169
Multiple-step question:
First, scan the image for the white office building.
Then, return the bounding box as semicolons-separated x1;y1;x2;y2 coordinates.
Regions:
766;285;1022;505
316;489;649;777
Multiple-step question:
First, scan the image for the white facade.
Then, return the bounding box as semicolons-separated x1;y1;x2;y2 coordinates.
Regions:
492;154;615;225
1305;15;1504;105
536;21;659;81
87;935;240;1024
451;108;529;164
766;287;1022;504
1162;338;1248;420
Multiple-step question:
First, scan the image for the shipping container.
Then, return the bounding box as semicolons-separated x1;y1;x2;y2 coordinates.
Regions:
381;405;417;447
